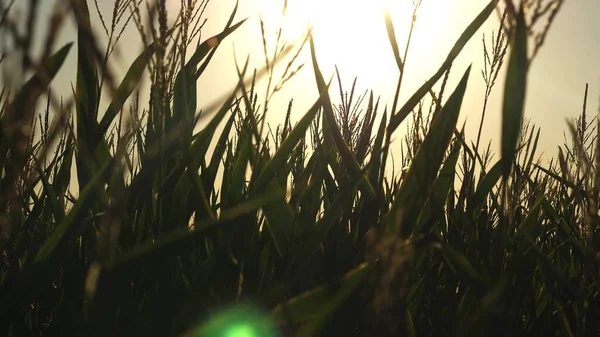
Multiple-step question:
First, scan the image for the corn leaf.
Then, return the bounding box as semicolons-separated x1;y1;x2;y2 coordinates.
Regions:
271;262;370;325
35;159;112;262
501;5;528;180
386;0;496;135
98;41;160;136
309;35;376;199
385;66;471;236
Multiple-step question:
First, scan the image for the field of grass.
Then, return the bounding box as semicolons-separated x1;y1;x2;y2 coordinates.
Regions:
1;0;599;336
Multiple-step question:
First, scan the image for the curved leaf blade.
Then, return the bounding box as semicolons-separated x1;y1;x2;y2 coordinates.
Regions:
98;42;159;135
387;0;496;135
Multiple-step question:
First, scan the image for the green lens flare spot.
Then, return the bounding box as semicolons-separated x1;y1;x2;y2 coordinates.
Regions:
193;305;279;337
225;324;255;337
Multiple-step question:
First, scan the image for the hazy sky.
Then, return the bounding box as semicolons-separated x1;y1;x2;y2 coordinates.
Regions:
11;0;600;162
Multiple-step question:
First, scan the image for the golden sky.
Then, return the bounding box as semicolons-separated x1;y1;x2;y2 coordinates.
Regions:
11;0;600;162
199;0;600;161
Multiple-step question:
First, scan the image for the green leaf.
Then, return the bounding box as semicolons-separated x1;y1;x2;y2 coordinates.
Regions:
35;159;112;262
455;287;477;333
189;3;244;70
384;11;403;70
201;110;236;197
309;35;376;199
437;243;482;286
524;127;541;174
112;189;282;271
467;160;502;216
386;0;496;135
535;284;549;317
368;110;387;186
385;66;471;237
253;97;322;193
190;95;237;162
501;5;528;180
160;93;237;193
33;160;64;224
260;180;295;256
75;0;99;140
172;11;246;139
167;174;193;230
54;136;75;198
292;170;364;268
404;310;417;337
516;196;544;240
457;279;508;337
98;41;160;136
188;163;217;221
534;164;579;190
7;42;73;117
354;93;378;164
415;138;462;234
518;230;585;301
554;300;575;337
271;262;370;326
540;199;586;255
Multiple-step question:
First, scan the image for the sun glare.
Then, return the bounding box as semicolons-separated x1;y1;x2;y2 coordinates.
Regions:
257;0;453;96
259;0;408;38
259;0;409;54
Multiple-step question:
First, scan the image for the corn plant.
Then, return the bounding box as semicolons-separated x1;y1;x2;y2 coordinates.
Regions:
1;0;598;337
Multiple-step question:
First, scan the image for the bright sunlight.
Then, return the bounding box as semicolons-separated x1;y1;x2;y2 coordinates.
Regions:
256;0;457;99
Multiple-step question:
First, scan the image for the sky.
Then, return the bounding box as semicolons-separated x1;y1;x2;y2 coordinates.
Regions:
6;0;600;164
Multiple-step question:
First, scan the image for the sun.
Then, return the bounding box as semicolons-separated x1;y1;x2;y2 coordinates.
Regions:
259;0;408;38
256;0;452;96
